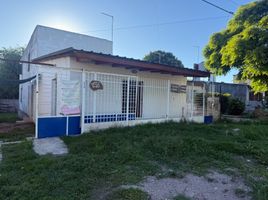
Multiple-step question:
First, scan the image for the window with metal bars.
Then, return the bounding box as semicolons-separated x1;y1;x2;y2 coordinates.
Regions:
122;80;143;117
122;80;135;113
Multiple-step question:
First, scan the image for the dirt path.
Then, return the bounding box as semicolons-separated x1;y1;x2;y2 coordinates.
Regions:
122;171;251;200
33;137;68;155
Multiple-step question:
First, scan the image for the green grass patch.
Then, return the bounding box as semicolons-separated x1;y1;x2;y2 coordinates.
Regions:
0;112;18;123
173;194;191;200
235;188;247;198
0;122;268;199
106;188;150;200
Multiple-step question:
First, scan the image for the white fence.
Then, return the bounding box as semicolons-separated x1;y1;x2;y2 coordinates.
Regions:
35;68;207;137
83;72;175;131
186;82;206;121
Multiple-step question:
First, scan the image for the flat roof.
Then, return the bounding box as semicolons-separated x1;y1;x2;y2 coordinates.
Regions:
33;48;210;77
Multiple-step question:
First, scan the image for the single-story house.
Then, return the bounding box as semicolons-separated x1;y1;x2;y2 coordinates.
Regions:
19;26;210;138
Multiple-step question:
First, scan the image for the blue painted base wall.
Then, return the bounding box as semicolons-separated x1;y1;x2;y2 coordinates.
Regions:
37;113;135;138
38;116;81;138
68;116;81;135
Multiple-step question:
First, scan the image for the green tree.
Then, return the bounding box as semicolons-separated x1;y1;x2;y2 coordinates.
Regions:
203;0;268;92
143;50;184;68
0;47;24;99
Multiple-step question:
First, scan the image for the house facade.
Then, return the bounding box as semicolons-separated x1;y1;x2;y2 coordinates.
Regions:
19;26;210;138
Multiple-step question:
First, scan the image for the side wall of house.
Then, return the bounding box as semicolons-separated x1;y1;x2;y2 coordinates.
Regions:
19;29;39;119
35;25;113;56
19;26;113;120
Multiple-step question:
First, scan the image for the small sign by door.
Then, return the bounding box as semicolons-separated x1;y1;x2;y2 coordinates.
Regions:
170;84;186;93
170;84;180;93
179;85;186;93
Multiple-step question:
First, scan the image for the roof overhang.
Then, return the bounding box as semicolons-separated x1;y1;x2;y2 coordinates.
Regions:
33;48;210;77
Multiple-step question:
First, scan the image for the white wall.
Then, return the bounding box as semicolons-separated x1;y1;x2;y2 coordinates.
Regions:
34;25;112;57
20;25;112;119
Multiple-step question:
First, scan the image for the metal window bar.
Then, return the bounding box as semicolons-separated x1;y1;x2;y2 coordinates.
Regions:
186;81;206;120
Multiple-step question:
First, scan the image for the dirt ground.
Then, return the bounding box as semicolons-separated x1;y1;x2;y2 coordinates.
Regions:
121;171;251;200
0;121;33;133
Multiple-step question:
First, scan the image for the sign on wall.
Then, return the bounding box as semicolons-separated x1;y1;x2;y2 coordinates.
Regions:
60;80;81;115
90;80;103;91
170;84;180;93
170;84;186;93
179;85;187;93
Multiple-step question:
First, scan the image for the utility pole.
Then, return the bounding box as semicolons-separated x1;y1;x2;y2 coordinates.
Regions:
193;45;200;64
101;12;114;52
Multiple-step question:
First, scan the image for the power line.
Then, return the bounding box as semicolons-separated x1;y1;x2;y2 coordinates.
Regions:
228;0;239;6
84;16;229;34
200;0;234;15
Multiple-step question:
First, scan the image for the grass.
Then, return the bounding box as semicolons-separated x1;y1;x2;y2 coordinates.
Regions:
0;112;18;123
0;121;268;199
235;188;247;198
0;126;35;142
106;188;150;200
173;194;191;200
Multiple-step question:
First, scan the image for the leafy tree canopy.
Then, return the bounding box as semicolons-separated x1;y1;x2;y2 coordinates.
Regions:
203;0;268;92
0;47;24;99
143;50;184;68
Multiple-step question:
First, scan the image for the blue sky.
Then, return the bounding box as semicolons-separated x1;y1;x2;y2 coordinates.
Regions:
0;0;254;82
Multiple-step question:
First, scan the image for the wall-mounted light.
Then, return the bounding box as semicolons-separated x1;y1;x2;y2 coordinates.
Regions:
131;69;138;74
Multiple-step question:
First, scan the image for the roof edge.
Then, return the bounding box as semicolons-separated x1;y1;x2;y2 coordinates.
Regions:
33;48;210;77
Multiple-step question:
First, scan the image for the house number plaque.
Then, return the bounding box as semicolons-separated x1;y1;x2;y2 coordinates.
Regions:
89;80;103;91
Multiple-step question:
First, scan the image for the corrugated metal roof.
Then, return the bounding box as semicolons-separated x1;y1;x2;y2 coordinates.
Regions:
33;48;210;77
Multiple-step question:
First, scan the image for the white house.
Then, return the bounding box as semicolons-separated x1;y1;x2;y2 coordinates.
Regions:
19;26;210;138
19;25;112;119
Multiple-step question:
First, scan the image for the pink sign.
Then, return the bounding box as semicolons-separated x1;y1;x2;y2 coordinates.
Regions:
60;105;80;115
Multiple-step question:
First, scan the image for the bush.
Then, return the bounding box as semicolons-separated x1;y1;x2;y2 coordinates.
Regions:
228;98;245;115
219;93;231;114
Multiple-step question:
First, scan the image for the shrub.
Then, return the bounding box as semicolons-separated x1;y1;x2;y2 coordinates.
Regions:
228;98;245;115
220;93;231;114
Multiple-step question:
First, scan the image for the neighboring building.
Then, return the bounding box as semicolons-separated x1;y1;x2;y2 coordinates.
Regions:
214;82;249;103
188;79;266;112
233;75;266;111
190;66;266;112
193;62;216;82
19;25;113;119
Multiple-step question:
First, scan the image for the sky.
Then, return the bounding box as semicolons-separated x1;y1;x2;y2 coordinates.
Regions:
0;0;254;82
